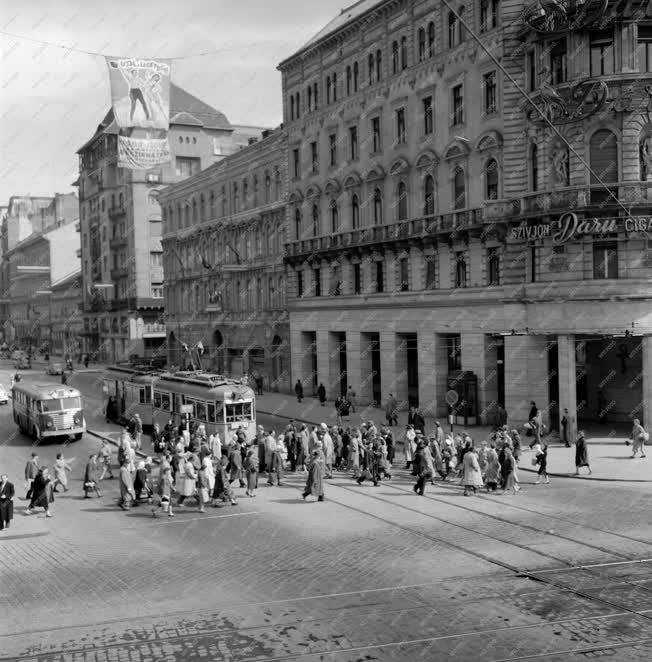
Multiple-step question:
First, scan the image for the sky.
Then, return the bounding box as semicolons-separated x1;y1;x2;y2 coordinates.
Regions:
0;0;346;203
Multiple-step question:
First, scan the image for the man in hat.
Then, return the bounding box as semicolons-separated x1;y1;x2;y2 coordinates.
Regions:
24;453;39;500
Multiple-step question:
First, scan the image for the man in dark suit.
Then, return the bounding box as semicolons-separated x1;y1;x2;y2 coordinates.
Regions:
408;406;426;436
0;474;15;530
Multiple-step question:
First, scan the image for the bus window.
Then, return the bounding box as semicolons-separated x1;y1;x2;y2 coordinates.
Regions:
144;387;151;404
173;393;181;413
215;404;224;422
226;403;248;422
39;400;57;413
61;397;81;409
139;388;146;404
153;391;162;408
184;398;196;418
196;401;207;421
207;403;215;422
161;393;171;411
243;402;252;419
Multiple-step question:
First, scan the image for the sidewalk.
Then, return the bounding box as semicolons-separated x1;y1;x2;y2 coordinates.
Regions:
255;391;651;483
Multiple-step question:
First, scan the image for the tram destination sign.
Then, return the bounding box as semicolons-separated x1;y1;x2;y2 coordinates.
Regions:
511;212;652;244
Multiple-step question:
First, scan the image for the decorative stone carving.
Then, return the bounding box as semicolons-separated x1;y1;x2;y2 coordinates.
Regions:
551;144;570;186
524;78;608;125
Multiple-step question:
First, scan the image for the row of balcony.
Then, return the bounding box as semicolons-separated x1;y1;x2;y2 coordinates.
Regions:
82;297;164;314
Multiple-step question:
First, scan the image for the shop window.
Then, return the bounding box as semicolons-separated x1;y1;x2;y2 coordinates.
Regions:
593;242;618;279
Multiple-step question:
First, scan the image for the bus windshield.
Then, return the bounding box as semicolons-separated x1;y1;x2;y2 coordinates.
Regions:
38;397;81;412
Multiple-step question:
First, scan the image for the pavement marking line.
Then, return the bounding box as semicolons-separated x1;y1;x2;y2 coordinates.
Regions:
163;511;260;524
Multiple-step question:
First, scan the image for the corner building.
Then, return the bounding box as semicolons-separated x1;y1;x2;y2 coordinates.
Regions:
279;0;652;435
158;129;291;392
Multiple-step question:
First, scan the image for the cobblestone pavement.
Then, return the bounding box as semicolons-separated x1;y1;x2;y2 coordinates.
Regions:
1;368;652;660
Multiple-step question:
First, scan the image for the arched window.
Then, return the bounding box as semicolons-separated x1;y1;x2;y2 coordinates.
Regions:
326;75;331;104
332;72;337;101
401;36;408;69
424;175;435;215
209;191;215;218
448;12;457;48
346;65;352;95
418;28;426;61
290;95;295;120
330;200;339;233
530;143;538;192
294;208;301;239
313;82;318;109
428;22;435;57
392;41;399;74
351;194;360;229
485;158;499;200
376;49;382;81
312;204;319;236
295;92;300;118
458;7;466;43
368;53;374;85
373;188;383;224
397;181;408;220
453;167;466;209
353;62;359;91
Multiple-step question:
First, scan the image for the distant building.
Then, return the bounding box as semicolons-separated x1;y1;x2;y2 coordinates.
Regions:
75;84;266;363
158;128;290;391
50;270;83;359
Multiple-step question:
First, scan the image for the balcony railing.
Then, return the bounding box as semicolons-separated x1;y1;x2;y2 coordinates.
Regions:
142;322;166;336
107;297;164;311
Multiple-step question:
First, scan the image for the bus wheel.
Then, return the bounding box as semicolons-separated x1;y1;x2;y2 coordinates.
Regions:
74;433;83;441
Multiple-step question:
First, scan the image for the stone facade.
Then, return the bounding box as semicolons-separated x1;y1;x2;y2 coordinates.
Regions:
158;129;291;393
280;0;652;429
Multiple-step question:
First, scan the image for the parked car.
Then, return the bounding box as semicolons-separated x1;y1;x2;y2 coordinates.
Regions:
14;357;32;369
11;350;27;361
0;384;8;404
46;362;64;376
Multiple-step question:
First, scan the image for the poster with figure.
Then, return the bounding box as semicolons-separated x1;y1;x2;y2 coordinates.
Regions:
106;57;171;129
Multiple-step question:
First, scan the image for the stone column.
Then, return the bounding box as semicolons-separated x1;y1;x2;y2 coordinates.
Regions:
380;330;398;407
641;335;652;429
557;334;577;442
417;330;437;417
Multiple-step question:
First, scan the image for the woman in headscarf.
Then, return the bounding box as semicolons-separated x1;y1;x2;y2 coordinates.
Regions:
175;453;197;507
197;457;211;513
349;429;361;478
501;447;518;494
303;450;325;502
484;443;501;492
133;460;152;504
462;446;483;496
52;453;72;493
83;454;102;498
152;466;174;517
213;455;237;506
26;467;53;517
228;440;244;488
575;431;592;475
322;428;334;478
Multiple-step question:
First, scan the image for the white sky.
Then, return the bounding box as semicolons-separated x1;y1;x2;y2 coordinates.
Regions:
0;0;346;203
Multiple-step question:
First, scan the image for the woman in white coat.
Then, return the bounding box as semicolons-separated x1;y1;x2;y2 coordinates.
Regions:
176;455;197;506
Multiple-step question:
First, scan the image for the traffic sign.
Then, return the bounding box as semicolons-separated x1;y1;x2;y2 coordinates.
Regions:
445;389;459;406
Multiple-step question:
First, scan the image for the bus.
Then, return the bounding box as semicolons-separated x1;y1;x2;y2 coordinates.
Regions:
103;363;161;428
12;383;86;442
151;371;256;441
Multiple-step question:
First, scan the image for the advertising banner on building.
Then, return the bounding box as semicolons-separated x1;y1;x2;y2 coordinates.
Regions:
118;135;171;169
105;57;171;130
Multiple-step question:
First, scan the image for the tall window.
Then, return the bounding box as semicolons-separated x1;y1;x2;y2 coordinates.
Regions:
428;22;435;57
527;51;536;92
294;208;301;239
346;65;352;95
351;194;360;229
326;76;332;104
590;129;618;204
307;85;312;112
314;269;321;297
590;29;615;76
376;261;384;292
448;12;458;48
530;143;538;192
353;62;359;91
424;175;435;215
349;126;358;160
487;247;500;285
372;116;381;152
399;257;409;291
313;82;318;109
290;95;295;120
485;158;499;200
295;92;300;118
329;134;337;167
353;263;362;294
392;41;399;74
210;191;215;218
397;182;408;220
333;72;337;101
639;26;652;72
423;96;433;134
593;242;618;279
453;167;466;209
452;85;464;125
425;254;437;289
311;141;318;174
293;148;300;178
480;0;499;32
312;204;319;236
401;36;408;69
483;71;497;114
447;335;462;370
373;187;383;224
297;271;304;297
330;201;339;233
550;38;567;84
396;107;406;144
368;53;374;85
233;184;239;214
376;49;382;81
455;251;467;288
418;28;426;61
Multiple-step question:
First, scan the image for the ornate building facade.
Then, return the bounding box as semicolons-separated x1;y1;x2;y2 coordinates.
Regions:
159;129;290;392
280;0;652;435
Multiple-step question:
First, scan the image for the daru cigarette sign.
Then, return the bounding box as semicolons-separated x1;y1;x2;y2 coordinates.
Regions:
511;213;652;243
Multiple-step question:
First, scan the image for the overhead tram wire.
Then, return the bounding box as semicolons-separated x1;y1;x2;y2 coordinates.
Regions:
439;0;647;227
0;28;280;60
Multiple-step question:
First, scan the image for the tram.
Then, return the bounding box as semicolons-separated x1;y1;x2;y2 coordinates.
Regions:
102;363;162;428
12;382;86;442
151;370;256;440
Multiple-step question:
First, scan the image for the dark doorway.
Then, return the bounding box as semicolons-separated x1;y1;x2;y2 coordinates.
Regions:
309;333;318;395
370;332;381;406
496;338;505;407
406;333;419;408
336;332;347;396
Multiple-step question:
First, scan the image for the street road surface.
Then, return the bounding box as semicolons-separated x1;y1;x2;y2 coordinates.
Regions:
1;362;651;661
